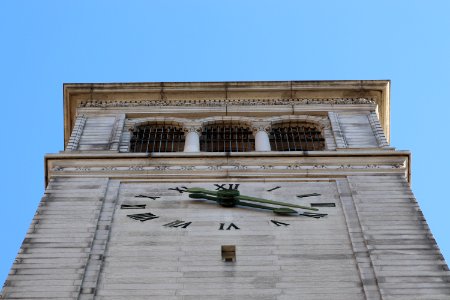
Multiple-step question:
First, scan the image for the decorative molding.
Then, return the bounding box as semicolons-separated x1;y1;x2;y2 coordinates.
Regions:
180;166;196;171
368;111;389;147
260;165;274;170
183;124;203;135
200;116;253;129
101;166;118;171
232;165;248;170
75;167;91;171
79;98;376;108
109;114;126;151
125;115;330;132
328;112;348;148
66;114;87;151
128;165;144;171
51;163;406;173
268;115;330;129
154;165;170;171
207;165;222;171
251;121;271;133
129;117;188;129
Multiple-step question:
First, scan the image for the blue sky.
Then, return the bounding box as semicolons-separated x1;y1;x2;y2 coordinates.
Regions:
1;1;449;285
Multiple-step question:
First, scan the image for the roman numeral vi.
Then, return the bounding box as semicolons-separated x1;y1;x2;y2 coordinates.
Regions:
219;223;240;230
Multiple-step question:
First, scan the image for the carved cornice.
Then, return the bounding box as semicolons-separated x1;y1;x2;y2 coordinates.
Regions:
51;162;405;173
78;98;375;108
45;150;410;185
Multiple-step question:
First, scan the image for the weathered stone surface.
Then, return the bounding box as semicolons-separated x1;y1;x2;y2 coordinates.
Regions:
3;81;449;299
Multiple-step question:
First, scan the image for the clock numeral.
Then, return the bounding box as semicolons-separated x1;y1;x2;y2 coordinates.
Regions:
121;204;146;209
135;195;160;200
215;184;240;191
127;212;159;222
215;184;226;190
300;212;328;219
270;220;290;227
297;193;321;198
168;186;188;193
163;220;192;229
219;223;240;230
267;186;281;192
310;203;336;207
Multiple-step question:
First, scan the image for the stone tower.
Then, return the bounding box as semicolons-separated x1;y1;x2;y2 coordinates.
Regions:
2;81;449;299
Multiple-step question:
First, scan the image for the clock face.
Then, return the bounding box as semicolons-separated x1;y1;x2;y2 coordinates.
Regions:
119;181;333;229
96;180;364;298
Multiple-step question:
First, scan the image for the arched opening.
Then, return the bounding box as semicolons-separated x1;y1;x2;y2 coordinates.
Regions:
200;123;254;152
129;123;185;152
269;122;325;151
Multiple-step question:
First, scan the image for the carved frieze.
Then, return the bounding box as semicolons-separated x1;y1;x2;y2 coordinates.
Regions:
51;162;405;173
79;98;376;108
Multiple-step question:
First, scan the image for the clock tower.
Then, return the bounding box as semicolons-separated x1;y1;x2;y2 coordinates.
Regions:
2;81;449;299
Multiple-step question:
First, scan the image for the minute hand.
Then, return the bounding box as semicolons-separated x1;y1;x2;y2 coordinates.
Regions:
237;195;318;211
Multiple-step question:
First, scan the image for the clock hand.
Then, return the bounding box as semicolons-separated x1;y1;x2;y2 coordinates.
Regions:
186;187;219;196
187;187;318;211
236;195;318;211
238;201;298;215
188;193;220;202
188;192;238;207
189;192;298;215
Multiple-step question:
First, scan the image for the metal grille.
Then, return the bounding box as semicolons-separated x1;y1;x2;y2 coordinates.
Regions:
129;124;185;152
269;124;325;151
200;124;254;152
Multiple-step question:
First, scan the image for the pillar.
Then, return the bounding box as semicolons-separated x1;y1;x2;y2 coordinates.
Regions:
183;125;201;152
252;123;271;151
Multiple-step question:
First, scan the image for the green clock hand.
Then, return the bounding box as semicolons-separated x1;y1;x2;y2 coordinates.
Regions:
187;187;318;211
186;187;219;196
188;193;220;202
237;194;318;211
188;192;237;207
189;192;298;215
238;201;298;215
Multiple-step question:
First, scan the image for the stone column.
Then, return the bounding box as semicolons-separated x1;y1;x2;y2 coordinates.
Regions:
183;124;202;152
252;122;271;151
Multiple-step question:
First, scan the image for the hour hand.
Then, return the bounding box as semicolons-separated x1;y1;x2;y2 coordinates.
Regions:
188;192;220;202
